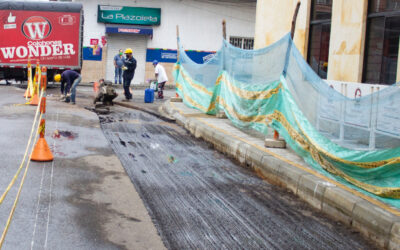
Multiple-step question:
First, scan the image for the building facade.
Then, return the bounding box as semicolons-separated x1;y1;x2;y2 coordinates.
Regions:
255;0;400;85
75;0;256;84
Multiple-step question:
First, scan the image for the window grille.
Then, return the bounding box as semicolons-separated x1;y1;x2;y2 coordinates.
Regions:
229;37;254;50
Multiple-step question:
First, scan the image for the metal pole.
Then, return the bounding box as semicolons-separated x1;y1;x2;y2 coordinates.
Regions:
279;1;301;140
174;25;183;101
222;19;227;71
176;25;180;61
291;2;301;39
369;87;377;150
339;83;347;142
222;19;226;40
282;1;301;77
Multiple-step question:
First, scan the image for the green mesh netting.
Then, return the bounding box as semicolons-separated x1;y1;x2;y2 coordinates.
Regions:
173;34;400;208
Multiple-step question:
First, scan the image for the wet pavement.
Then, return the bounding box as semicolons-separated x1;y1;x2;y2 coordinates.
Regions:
100;105;377;250
0;86;164;249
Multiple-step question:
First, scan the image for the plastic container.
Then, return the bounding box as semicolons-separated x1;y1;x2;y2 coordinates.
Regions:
144;88;154;103
150;81;158;91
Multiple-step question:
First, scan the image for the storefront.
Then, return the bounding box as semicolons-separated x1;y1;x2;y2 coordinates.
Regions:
255;0;400;85
98;5;157;85
76;0;256;84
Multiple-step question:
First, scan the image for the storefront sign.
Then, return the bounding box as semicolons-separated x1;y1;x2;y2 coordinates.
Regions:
0;10;81;67
105;26;153;35
146;49;215;64
98;5;161;26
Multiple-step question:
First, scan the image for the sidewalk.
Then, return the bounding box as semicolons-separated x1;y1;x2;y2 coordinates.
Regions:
160;100;400;249
5;81;176;90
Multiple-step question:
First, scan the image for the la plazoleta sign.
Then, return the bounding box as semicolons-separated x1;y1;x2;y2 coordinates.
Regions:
98;5;161;26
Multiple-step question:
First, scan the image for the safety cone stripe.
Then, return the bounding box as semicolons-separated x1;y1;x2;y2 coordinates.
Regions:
30;66;53;162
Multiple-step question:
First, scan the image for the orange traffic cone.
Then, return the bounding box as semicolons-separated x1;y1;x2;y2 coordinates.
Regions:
31;138;53;161
274;130;280;140
30;93;39;106
25;58;32;98
31;119;53;162
93;81;99;93
24;88;31;98
31;67;53;162
176;92;179;98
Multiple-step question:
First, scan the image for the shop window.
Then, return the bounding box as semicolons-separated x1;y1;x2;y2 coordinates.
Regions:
307;0;332;79
363;1;400;84
370;0;400;13
229;37;254;50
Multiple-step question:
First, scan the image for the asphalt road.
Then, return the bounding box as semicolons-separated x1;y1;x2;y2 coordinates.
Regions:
0;86;164;250
100;105;377;250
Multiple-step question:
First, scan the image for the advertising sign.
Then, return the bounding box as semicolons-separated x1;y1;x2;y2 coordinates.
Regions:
98;5;161;26
0;10;81;67
146;48;215;64
90;39;99;46
83;47;102;61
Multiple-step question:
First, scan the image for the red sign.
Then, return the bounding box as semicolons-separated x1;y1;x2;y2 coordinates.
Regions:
101;36;107;47
90;39;99;46
0;10;81;68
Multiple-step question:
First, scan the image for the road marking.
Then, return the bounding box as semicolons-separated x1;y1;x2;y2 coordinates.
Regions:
30;165;46;250
170;102;400;216
44;109;58;249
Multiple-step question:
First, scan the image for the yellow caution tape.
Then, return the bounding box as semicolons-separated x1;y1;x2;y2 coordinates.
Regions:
0;88;44;205
0;111;43;248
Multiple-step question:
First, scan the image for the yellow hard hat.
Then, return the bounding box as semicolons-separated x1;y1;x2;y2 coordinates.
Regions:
54;74;61;82
124;48;133;54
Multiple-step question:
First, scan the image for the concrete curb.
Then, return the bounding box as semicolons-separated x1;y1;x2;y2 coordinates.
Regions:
12;82;176;90
162;100;400;249
115;101;176;123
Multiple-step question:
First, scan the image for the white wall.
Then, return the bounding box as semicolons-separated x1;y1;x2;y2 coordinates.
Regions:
75;0;256;51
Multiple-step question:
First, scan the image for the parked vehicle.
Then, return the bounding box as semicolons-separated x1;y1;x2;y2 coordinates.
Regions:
0;1;83;82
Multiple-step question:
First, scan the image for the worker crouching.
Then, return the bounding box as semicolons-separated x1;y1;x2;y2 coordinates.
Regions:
93;79;118;106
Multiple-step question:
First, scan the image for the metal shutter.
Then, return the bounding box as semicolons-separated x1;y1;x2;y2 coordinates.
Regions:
106;33;147;85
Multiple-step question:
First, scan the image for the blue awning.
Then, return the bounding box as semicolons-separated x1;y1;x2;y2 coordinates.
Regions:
105;26;153;36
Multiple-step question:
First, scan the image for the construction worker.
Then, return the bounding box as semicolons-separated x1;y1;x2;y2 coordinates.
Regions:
152;60;168;99
54;70;81;104
114;49;124;85
93;79;118;105
122;48;137;101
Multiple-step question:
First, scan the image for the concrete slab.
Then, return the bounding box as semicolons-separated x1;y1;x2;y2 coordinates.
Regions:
352;200;400;248
245;145;265;169
264;138;286;148
170;97;183;102
216;110;227;118
390;221;400;249
276;163;308;194
297;174;331;210
322;186;362;226
194;122;215;141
